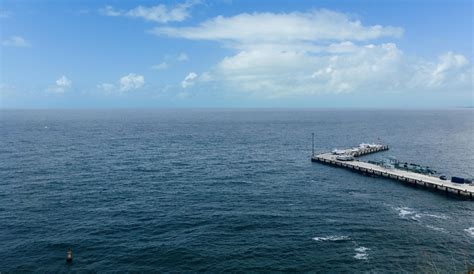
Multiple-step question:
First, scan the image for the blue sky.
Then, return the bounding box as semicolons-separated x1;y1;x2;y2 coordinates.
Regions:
0;0;472;108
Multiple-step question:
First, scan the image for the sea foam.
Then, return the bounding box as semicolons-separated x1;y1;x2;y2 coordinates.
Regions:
394;207;448;221
312;235;350;242
464;227;474;237
354;246;370;260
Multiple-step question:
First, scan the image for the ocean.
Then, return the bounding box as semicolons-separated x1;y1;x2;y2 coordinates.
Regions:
0;109;473;272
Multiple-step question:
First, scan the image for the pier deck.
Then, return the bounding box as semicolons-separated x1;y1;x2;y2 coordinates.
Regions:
312;149;474;199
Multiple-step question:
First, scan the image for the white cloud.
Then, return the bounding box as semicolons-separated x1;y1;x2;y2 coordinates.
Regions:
151;10;403;45
100;1;199;23
199;43;472;97
56;76;72;87
151;62;168;70
48;76;72;93
181;72;198;88
408;52;472;90
2;36;30;47
119;73;145;91
97;83;115;93
429;52;469;87
151;9;471;98
97;74;145;94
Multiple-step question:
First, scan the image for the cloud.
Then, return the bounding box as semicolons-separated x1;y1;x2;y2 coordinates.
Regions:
209;44;472;97
2;36;30;47
181;72;198;88
150;9;471;98
151;10;403;45
429;52;469;87
408;52;472;90
119;73;145;91
97;74;145;94
100;0;199;23
177;52;189;61
97;83;115;93
48;76;72;93
151;62;168;70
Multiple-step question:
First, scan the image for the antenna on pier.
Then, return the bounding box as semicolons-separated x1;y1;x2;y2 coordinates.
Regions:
312;133;315;156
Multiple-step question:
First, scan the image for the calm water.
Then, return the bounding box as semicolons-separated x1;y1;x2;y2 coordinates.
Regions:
0;109;473;272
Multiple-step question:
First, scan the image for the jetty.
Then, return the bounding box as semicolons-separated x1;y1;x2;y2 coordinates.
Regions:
311;138;474;199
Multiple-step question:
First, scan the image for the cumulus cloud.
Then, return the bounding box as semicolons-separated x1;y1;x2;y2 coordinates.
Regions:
97;73;145;94
120;73;145;91
151;62;168;70
48;76;72;93
211;43;471;97
181;72;198;88
429;52;469;87
151;9;471;98
2;36;30;47
100;0;199;23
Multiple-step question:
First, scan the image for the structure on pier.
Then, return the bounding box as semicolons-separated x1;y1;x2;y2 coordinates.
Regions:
310;136;473;199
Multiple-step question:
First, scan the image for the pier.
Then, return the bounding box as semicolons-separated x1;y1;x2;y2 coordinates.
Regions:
311;143;474;199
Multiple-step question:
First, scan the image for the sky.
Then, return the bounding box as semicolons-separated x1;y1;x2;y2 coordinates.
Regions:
0;0;472;108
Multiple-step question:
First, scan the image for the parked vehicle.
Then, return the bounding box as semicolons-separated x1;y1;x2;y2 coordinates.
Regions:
451;176;465;184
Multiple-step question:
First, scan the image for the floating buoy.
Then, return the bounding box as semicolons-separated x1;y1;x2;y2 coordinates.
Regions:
66;248;73;263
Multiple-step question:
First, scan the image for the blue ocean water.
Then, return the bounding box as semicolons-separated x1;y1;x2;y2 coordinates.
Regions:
0;109;473;272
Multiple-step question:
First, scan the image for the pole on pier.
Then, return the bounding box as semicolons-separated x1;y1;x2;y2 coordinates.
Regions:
312;133;315;156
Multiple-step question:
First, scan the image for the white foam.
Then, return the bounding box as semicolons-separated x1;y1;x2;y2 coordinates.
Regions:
394;207;447;221
422;213;448;220
425;225;446;233
464;227;474;237
396;207;415;218
312;235;350;242
354;246;369;260
411;214;422;221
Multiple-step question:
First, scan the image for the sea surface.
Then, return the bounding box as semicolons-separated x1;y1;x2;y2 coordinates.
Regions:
0;109;473;272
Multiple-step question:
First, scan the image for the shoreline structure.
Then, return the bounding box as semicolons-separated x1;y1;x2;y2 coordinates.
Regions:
311;139;474;199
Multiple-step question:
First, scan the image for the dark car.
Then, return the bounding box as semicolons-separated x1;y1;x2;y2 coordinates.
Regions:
439;175;447;180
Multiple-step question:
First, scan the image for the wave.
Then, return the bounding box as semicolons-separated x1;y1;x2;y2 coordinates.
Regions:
425;225;446;233
395;207;421;221
354;246;369;260
392;206;451;233
421;213;448;220
312;235;350;242
393;207;448;221
464;227;474;237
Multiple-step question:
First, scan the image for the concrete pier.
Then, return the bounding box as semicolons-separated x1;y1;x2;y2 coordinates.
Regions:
311;146;473;199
